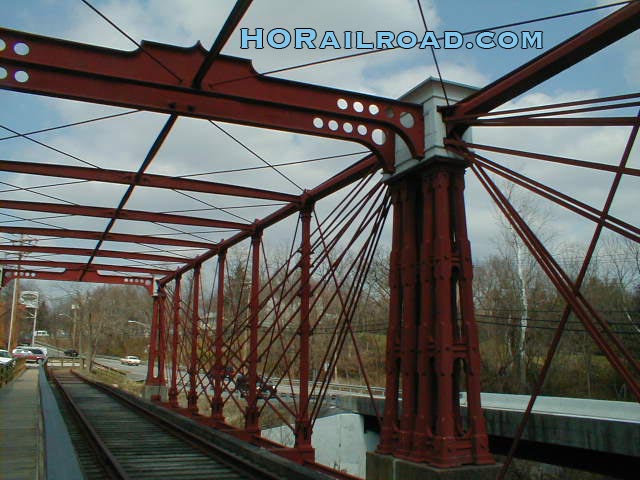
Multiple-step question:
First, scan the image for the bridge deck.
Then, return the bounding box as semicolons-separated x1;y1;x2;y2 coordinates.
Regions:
0;367;43;480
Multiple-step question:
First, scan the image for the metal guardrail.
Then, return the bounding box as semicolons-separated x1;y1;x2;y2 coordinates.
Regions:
274;378;386;397
0;358;26;387
38;365;84;480
91;360;131;384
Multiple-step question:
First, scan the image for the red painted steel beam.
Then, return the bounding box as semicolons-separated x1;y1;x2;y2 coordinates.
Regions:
2;199;249;230
0;28;424;168
1;268;154;291
0;160;299;203
160;154;379;285
448;2;640;120
168;275;182;407
0;226;212;249
0;243;188;263
0;258;170;275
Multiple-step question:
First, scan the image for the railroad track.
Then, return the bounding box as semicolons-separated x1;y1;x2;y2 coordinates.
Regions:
51;371;281;480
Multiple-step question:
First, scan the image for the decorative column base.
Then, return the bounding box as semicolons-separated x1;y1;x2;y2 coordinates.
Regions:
367;453;501;480
143;384;168;402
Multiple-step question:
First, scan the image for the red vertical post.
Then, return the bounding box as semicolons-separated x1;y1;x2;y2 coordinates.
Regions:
450;169;493;464
157;287;167;386
168;275;181;407
397;178;419;457
245;232;261;435
378;186;403;454
187;265;201;414
211;251;226;422
413;173;435;459
294;204;314;461
430;168;457;464
145;295;160;386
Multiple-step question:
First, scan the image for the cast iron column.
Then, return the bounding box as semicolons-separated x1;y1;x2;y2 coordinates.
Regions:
294;204;314;460
168;275;181;407
187;264;201;414
145;295;161;386
378;158;493;467
245;231;262;434
211;251;226;422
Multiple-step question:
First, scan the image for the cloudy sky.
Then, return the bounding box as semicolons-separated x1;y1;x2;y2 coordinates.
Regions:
0;0;638;296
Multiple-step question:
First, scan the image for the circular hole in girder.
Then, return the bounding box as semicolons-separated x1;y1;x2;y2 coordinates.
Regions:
385;107;394;118
13;42;29;56
14;70;29;83
343;122;353;133
400;112;415;128
0;67;7;80
357;125;368;135
372;129;386;145
328;120;339;131
0;39;6;51
369;104;379;115
353;101;364;113
313;117;324;128
337;98;348;110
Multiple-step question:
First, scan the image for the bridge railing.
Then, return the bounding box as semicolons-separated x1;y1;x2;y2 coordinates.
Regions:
0;359;26;387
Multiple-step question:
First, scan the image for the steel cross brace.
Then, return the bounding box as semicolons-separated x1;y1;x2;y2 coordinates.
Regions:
0;226;213;249
0;159;300;203
0;243;187;264
0;258;170;275
2;199;249;230
0;28;425;171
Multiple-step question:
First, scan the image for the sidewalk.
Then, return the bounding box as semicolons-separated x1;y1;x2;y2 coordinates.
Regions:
0;367;43;479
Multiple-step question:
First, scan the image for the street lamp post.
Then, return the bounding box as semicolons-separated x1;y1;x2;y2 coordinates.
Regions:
127;320;151;334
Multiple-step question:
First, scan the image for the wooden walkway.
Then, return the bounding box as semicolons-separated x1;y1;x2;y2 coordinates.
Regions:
0;368;43;480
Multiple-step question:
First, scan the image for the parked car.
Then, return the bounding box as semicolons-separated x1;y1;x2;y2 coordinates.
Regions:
18;347;47;364
0;349;14;367
63;349;79;357
120;355;141;366
12;348;32;359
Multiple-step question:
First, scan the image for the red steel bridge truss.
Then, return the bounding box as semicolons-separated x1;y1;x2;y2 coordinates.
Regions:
1;1;639;477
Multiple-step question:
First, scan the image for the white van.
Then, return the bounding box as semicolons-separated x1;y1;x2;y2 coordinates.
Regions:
34;330;49;337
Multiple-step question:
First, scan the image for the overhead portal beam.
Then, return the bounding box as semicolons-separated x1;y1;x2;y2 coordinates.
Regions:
0;160;299;203
2;200;250;230
1;268;155;291
0;27;425;169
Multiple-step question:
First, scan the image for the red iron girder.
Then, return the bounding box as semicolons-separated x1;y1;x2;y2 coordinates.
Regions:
187;265;201;413
2;199;249;230
0;159;300;203
168;275;182;407
0;226;212;249
447;2;640;121
0;28;424;169
0;258;170;275
1;268;154;292
461;117;640;127
445;139;640;176
0;243;188;263
160;154;379;285
451;147;640;243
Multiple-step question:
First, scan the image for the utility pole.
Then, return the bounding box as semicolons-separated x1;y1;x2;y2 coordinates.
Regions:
7;271;19;351
6;236;25;351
